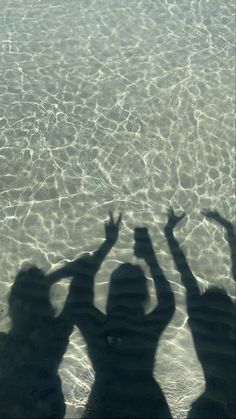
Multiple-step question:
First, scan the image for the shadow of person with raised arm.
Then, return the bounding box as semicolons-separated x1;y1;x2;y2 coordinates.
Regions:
69;212;174;418
164;208;236;419
202;209;236;417
0;261;79;418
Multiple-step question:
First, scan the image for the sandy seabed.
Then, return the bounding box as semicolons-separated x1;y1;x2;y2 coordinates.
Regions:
0;0;235;417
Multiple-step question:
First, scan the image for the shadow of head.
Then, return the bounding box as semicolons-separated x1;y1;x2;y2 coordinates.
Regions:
201;286;234;309
199;286;235;337
106;263;150;316
8;265;55;325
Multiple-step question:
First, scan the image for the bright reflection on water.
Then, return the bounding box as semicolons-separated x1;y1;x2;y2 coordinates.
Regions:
0;0;235;418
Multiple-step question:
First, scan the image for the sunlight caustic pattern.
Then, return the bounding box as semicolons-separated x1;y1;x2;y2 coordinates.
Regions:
0;0;235;417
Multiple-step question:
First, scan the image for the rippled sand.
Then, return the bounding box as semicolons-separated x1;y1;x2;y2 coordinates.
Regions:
0;0;235;417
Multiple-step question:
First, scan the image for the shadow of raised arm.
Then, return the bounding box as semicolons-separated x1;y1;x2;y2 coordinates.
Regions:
61;212;122;333
47;211;122;284
134;227;175;329
202;209;236;282
164;208;200;309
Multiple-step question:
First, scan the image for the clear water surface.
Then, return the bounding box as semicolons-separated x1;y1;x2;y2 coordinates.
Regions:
0;0;235;417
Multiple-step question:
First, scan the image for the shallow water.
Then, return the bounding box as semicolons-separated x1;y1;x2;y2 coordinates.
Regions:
0;0;235;417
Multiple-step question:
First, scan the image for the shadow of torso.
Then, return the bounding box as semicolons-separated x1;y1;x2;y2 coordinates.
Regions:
0;311;72;418
187;292;236;419
79;311;172;419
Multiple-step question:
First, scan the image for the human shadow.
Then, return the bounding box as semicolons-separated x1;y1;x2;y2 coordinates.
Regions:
69;212;175;418
0;260;81;419
164;208;236;419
